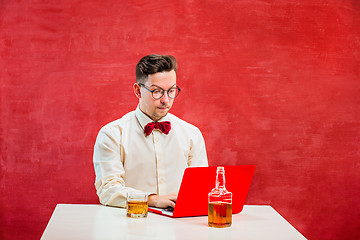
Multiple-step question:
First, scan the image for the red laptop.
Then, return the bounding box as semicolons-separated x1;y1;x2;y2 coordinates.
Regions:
148;165;255;218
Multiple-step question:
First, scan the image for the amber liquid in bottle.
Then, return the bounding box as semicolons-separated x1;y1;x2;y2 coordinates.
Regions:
208;166;232;228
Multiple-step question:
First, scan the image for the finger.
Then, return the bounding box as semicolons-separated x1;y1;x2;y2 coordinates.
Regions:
168;192;178;200
168;200;176;208
168;195;177;202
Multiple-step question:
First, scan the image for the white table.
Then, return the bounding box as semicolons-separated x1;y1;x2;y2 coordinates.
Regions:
41;204;307;240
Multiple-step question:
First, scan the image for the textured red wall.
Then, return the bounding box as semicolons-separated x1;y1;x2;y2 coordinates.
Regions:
1;1;359;239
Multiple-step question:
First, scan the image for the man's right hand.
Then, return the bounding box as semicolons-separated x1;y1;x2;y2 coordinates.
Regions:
148;192;178;208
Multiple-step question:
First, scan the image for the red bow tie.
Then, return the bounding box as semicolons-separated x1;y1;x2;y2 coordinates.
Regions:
144;121;171;136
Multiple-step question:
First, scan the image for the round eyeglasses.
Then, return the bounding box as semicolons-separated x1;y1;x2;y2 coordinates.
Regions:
139;84;181;100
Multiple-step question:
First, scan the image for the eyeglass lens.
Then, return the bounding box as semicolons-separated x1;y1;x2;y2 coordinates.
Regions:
152;87;179;99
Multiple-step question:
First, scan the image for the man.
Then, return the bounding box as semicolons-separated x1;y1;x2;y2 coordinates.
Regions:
93;54;208;209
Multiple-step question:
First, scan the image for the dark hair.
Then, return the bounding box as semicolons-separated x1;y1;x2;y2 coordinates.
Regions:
136;54;177;83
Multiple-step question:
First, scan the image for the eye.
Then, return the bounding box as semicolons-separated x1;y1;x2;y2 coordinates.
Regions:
168;88;177;93
153;89;163;94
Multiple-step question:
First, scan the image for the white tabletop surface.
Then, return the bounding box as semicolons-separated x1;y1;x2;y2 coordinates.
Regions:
41;204;307;240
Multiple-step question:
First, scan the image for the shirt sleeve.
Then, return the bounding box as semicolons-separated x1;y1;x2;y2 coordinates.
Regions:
93;126;146;208
188;128;209;167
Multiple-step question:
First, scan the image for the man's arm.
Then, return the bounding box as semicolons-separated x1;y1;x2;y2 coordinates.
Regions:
93;127;146;208
188;128;209;167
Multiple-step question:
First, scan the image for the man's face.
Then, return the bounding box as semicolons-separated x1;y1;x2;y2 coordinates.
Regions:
136;70;177;122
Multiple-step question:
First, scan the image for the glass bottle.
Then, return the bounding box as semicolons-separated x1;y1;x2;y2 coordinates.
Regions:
208;166;232;228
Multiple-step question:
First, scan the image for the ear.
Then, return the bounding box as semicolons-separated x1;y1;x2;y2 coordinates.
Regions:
133;83;141;99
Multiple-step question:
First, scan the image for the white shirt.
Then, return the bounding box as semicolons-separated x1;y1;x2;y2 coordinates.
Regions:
93;106;208;207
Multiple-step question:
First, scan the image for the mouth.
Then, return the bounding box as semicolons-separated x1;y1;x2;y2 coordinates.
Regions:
157;106;169;111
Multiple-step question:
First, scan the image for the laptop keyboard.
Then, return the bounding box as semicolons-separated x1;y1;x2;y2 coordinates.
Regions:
165;206;174;212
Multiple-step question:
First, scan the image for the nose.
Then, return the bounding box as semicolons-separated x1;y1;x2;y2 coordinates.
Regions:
160;92;170;105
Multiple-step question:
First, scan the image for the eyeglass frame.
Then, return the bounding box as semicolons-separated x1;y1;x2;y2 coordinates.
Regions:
139;83;181;100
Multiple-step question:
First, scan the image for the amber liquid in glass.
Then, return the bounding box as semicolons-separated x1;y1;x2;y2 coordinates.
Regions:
126;200;148;217
208;202;232;228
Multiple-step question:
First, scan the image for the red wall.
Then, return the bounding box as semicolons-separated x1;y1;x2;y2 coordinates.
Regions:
1;1;359;239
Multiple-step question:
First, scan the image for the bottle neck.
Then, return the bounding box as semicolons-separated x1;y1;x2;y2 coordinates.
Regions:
216;168;226;189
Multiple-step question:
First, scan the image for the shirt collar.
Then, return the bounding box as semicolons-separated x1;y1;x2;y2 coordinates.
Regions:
135;105;171;130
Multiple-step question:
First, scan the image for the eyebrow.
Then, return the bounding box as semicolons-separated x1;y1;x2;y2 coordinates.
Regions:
149;84;177;90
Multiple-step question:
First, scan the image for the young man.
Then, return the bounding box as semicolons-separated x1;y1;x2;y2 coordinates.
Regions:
93;54;208;208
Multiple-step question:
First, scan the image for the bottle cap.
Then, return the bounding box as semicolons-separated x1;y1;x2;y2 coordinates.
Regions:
217;166;224;171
